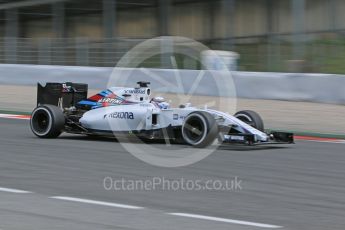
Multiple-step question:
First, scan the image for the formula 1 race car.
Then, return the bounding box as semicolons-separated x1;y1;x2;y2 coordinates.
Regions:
30;81;293;147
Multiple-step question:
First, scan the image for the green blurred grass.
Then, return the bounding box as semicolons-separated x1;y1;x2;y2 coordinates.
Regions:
127;38;345;74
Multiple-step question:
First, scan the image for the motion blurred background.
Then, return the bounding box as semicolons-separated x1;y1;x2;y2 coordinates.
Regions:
0;0;345;136
0;0;344;73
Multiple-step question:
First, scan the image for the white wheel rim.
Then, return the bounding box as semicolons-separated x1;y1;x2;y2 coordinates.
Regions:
30;107;53;136
182;113;208;146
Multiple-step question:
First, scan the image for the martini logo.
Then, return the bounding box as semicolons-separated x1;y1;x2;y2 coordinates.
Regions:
62;83;72;93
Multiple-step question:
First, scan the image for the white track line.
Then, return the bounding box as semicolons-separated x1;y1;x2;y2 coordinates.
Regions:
168;213;282;229
50;196;144;210
0;187;32;194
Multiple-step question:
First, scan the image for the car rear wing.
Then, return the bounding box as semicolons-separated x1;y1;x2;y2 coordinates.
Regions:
37;82;88;108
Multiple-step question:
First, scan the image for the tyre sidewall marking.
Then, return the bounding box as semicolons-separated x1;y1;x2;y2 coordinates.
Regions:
235;113;253;123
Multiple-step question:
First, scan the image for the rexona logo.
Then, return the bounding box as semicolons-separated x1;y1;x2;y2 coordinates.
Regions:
124;89;146;94
98;98;123;104
104;112;134;119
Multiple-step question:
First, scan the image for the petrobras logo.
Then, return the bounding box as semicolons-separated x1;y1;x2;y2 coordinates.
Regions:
104;112;134;120
124;89;146;94
98;97;123;104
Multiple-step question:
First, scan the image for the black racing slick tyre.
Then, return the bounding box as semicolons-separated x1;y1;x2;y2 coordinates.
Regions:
30;104;65;138
181;111;219;148
234;110;264;132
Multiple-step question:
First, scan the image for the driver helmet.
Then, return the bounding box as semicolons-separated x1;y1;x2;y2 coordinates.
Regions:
151;96;170;109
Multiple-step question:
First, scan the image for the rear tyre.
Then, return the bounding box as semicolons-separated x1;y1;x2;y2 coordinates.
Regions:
234;110;264;132
30;104;65;138
181;112;218;148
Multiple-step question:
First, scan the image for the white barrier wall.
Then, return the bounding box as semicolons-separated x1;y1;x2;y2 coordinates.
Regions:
233;72;345;104
0;64;344;105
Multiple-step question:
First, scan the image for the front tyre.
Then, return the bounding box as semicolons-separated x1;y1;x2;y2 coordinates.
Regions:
234;110;264;132
30;105;65;138
181;112;218;148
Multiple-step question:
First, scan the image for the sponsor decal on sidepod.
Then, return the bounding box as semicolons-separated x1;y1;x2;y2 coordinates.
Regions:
104;112;134;120
98;98;123;104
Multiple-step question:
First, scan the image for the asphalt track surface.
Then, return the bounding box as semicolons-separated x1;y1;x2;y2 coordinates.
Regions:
0;118;345;230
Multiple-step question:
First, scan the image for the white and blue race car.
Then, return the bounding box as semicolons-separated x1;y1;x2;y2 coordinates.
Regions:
30;81;293;147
